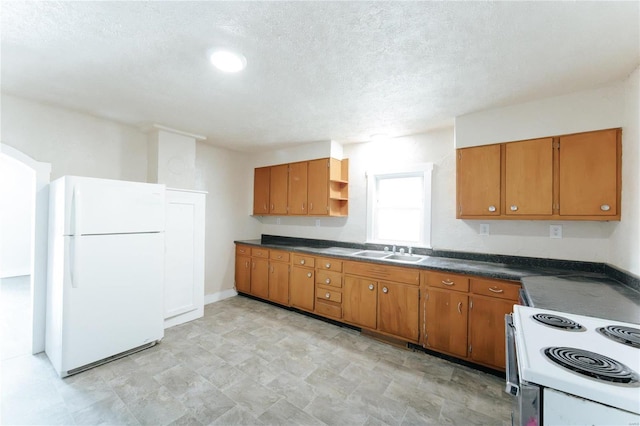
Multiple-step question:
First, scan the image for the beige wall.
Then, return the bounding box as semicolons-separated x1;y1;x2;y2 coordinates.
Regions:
1;94;148;182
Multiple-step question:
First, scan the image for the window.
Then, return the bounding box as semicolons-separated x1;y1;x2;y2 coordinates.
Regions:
366;163;433;247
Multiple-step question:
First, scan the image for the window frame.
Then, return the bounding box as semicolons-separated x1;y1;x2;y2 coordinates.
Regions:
366;163;434;248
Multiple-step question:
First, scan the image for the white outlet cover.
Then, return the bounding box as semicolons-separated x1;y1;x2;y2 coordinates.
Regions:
479;223;490;235
276;218;281;225
315;219;321;227
550;225;562;239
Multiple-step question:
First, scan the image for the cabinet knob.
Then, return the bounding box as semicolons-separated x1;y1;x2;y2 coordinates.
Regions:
600;204;611;211
300;259;305;265
488;205;496;212
368;284;374;291
306;272;312;278
510;205;518;211
325;292;331;299
325;278;331;284
382;286;388;294
325;263;331;268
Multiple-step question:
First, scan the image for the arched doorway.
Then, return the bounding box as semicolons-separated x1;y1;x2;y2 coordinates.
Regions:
0;143;51;354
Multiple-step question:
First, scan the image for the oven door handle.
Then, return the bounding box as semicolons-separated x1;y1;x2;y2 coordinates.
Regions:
505;313;520;397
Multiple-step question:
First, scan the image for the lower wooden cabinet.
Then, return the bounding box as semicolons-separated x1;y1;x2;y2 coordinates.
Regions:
423;288;468;358
343;276;377;329
235;244;519;371
290;265;315;311
378;281;419;342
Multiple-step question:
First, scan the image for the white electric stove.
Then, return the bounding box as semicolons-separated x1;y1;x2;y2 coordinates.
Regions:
506;305;640;425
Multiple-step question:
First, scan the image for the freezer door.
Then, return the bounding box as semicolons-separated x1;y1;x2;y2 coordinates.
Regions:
61;176;165;235
61;232;164;373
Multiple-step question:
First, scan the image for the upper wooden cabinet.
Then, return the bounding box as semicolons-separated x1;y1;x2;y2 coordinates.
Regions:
457;143;501;216
253;157;349;217
456;128;621;220
559;129;619;217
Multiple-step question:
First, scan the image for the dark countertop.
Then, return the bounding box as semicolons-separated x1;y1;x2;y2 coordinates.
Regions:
520;274;640;323
235;238;640;324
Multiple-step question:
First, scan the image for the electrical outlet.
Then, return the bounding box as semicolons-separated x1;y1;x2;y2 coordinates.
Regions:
276;218;281;225
315;219;321;227
550;225;562;239
479;223;490;236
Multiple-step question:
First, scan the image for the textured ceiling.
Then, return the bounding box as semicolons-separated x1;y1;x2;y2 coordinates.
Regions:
1;1;639;151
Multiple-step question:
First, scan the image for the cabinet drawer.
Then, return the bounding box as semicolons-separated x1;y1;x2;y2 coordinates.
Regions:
316;287;342;303
316;257;342;272
315;300;342;319
251;247;269;258
292;254;315;268
316;271;342;288
426;272;470;292
470;279;520;300
344;261;420;285
236;245;251;256
270;250;290;262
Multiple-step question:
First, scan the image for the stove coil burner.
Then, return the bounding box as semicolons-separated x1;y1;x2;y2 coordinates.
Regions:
531;313;585;331
597;325;640;349
544;347;640;386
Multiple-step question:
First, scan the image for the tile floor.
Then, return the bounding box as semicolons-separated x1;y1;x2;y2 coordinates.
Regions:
1;295;512;425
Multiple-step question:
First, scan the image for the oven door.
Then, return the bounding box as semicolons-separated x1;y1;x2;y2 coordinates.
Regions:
505;314;541;426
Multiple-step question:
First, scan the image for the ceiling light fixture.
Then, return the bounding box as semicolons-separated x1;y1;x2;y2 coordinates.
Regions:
209;49;247;73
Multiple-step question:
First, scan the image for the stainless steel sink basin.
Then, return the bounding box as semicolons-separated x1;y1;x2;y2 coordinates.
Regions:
384;254;426;262
352;250;390;259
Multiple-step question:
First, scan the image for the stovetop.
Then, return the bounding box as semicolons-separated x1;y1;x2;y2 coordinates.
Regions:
513;305;640;414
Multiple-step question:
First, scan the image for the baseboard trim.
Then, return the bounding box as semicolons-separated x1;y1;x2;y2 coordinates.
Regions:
204;289;238;305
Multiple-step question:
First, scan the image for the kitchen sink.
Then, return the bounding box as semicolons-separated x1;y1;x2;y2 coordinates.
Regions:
352;250;391;259
384;254;426;262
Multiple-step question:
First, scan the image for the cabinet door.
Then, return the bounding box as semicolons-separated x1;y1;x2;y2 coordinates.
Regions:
559;129;619;216
250;258;269;299
468;295;515;370
378;281;420;342
343;276;377;329
290;266;315;311
424;289;468;358
307;158;329;216
268;261;289;305
253;167;270;215
457;144;501;217
235;255;251;294
270;164;288;215
288;161;308;215
505;138;553;216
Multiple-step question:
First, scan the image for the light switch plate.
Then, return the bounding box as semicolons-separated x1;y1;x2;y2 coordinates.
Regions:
479;223;490;236
550;225;562;239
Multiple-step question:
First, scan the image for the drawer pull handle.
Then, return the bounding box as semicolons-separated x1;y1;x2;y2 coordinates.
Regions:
300;259;305;265
368;284;374;291
270;204;274;211
601;204;611;211
325;263;331;268
325;292;331;299
488;205;496;212
382;287;388;294
488;287;504;293
307;272;312;278
457;302;462;314
325;278;331;284
441;280;454;286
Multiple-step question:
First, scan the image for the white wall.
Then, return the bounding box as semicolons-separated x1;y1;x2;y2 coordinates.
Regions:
609;67;640;276
1;94;148;181
455;82;625;148
195;142;259;297
255;77;640;275
0;154;35;277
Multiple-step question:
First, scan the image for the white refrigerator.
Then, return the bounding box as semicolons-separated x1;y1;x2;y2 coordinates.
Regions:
46;176;165;377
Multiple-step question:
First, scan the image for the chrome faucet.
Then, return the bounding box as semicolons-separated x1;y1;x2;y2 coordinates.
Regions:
408;246;413;255
392;245;396;254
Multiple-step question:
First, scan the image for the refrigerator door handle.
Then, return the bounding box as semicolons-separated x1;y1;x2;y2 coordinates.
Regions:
71;187;81;288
